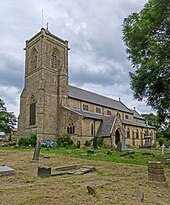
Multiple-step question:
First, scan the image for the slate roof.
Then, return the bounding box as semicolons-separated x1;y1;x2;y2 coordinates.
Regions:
122;119;154;129
130;109;145;120
63;107;103;120
98;116;117;137
68;85;132;114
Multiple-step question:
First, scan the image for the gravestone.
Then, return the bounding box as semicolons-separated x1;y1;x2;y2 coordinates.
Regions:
32;140;41;161
0;165;15;175
116;142;122;152
132;190;144;201
92;137;97;149
148;161;167;186
37;166;51;178
87;186;96;195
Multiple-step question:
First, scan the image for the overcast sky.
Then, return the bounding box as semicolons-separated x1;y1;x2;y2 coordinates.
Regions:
0;0;154;117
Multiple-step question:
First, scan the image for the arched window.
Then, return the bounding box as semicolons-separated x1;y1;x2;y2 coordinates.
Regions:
29;94;36;126
136;129;139;139
67;123;75;135
127;128;130;138
30;48;37;70
51;52;57;68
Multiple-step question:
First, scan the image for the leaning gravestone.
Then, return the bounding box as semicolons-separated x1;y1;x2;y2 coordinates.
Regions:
116;142;122;152
32;140;41;161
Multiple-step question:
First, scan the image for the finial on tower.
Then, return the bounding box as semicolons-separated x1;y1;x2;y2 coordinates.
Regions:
46;22;49;31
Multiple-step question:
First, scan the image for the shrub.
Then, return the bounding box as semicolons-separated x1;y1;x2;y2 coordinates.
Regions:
157;137;164;146
27;134;37;147
84;140;91;147
56;133;73;148
18;134;37;147
76;140;81;148
18;137;28;147
97;137;104;147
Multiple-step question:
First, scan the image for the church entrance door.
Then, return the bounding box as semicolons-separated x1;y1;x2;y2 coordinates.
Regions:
115;130;120;145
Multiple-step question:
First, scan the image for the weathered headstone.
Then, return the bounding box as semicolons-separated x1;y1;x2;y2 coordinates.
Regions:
92;137;97;149
87;186;96;195
132;190;144;201
37;166;51;178
32;140;41;161
148;161;167;186
116;142;122;152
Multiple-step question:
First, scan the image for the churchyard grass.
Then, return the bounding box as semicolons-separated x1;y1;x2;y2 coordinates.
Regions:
41;147;170;168
0;147;170;168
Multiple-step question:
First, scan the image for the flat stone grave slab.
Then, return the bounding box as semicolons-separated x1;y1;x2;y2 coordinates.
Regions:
0;165;15;175
51;165;96;176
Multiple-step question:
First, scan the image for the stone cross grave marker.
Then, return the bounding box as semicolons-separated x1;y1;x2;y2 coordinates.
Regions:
161;144;165;156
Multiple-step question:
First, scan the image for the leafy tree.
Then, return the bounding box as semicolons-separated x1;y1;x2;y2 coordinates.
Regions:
122;0;170;120
0;99;17;133
142;113;170;140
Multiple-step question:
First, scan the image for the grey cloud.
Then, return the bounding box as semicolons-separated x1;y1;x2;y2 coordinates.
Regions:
0;52;24;89
0;0;152;115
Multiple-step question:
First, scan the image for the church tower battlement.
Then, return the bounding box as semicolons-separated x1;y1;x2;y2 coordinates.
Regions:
18;28;69;140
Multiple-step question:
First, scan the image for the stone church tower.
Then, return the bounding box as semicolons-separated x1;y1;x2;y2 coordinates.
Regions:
18;28;69;140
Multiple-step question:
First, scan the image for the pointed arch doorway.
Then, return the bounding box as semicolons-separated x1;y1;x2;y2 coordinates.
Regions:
115;129;120;145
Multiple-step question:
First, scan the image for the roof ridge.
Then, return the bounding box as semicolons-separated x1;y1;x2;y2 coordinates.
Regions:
69;84;120;103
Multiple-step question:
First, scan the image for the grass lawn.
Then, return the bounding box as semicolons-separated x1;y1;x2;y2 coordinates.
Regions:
1;146;170;168
43;147;170;168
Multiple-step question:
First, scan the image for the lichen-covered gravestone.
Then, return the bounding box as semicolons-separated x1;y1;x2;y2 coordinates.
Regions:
116;142;122;152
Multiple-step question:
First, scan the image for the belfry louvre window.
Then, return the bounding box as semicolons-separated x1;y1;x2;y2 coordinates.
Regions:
29;95;36;126
96;107;101;113
67;123;75;135
83;104;88;111
51;52;57;68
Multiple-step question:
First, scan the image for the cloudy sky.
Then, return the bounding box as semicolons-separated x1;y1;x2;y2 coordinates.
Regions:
0;0;154;118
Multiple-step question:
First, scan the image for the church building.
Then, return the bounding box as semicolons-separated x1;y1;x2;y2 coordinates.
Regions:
18;28;156;147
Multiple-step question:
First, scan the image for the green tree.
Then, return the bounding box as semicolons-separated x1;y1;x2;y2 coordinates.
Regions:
142;113;170;140
122;0;170;120
0;99;17;133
